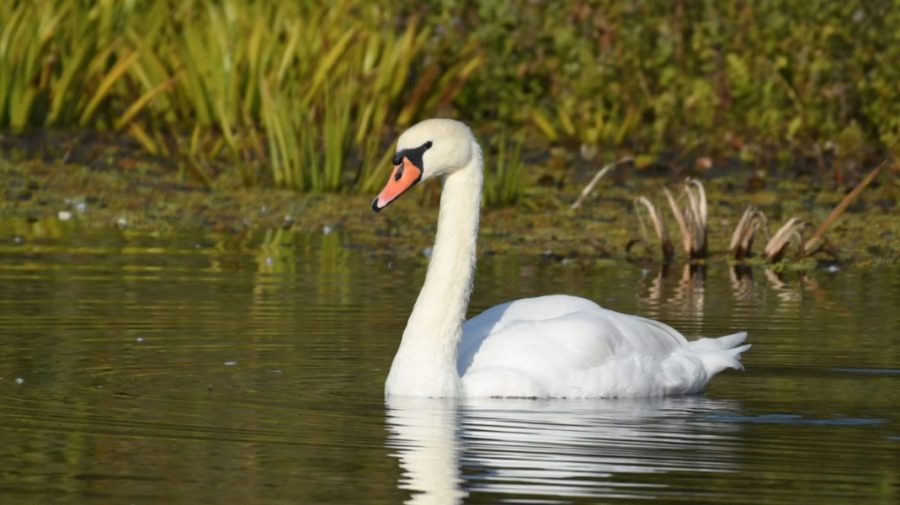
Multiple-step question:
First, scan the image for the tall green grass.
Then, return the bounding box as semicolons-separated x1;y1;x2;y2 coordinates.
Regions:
2;0;895;198
483;132;525;207
0;0;482;192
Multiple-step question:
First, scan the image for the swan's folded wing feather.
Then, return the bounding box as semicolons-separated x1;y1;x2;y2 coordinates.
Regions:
459;295;687;377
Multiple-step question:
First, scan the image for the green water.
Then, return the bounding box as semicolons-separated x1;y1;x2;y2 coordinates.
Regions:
0;226;897;504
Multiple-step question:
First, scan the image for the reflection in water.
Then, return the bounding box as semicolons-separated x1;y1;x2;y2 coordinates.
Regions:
638;263;706;322
387;398;468;505
763;268;825;304
729;265;755;302
1;224;898;504
386;396;742;504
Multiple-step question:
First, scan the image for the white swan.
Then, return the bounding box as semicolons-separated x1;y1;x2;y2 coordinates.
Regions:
373;118;749;398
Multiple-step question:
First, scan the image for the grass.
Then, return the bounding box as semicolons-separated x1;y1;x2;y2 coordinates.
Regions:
1;0;896;203
0;0;482;193
483;132;525;207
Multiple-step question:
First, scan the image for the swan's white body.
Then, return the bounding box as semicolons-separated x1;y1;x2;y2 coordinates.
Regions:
376;119;749;399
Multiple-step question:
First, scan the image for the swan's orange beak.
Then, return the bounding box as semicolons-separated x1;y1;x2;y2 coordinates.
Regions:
372;157;423;212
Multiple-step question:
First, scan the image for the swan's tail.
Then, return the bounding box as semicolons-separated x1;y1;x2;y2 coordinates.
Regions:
688;331;750;376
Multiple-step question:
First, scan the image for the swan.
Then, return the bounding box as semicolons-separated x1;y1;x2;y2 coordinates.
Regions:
373;118;749;398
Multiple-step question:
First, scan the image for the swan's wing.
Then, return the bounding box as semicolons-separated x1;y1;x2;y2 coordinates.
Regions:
457;295;728;398
460;295;685;371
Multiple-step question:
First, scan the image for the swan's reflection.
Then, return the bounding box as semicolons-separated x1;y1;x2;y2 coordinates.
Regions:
386;396;742;504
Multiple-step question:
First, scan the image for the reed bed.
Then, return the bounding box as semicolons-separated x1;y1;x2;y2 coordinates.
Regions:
1;0;894;211
0;0;482;192
483;132;525;207
632;163;884;265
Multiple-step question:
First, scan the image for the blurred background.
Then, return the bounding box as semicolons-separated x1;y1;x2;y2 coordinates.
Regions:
1;4;898;503
2;0;897;205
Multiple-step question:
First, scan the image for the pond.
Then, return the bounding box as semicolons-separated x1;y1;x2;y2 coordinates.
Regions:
0;223;897;504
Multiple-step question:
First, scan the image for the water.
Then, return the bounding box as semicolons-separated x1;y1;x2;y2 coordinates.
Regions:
0;225;897;504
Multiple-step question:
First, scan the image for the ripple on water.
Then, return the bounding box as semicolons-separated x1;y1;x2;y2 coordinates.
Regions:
0;230;898;504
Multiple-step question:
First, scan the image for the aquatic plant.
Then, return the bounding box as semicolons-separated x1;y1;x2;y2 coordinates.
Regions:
664;179;708;260
482;132;525;207
570;157;631;210
0;0;482;192
1;0;896;198
729;206;767;260
729;163;884;263
633;195;674;263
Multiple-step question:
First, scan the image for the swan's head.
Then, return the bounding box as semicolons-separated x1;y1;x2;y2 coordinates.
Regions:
372;118;476;212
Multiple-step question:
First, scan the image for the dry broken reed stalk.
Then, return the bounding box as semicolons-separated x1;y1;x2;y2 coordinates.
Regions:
570;157;632;210
763;217;807;262
728;162;885;263
664;178;708;260
727;207;806;263
633;196;674;263
801;162;884;255
729;206;767;260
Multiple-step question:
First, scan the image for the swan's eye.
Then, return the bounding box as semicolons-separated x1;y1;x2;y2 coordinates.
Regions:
392;153;403;165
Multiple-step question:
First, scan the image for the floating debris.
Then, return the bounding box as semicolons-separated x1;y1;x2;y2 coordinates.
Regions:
14;377;24;385
224;360;237;366
58;210;72;221
322;224;334;235
116;217;128;229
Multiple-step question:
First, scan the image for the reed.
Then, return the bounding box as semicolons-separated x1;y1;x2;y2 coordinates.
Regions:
633;196;675;263
483;132;525;207
729;206;767;260
0;0;482;193
726;163;885;262
763;218;807;263
664;179;708;260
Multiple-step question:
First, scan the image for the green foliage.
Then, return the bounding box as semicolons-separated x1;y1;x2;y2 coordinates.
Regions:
483;132;525;207
0;0;482;192
431;0;900;161
1;0;896;199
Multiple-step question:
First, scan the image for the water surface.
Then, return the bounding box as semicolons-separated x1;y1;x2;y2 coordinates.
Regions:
0;225;897;503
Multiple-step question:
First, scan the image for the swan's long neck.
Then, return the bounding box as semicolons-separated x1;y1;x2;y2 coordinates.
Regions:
386;141;483;397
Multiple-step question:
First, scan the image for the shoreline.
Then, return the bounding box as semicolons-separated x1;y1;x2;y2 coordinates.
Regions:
1;152;897;267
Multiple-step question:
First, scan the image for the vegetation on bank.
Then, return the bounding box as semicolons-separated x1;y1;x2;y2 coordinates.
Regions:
1;0;898;203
